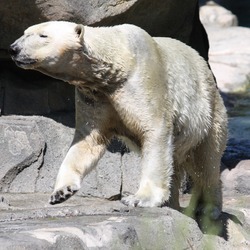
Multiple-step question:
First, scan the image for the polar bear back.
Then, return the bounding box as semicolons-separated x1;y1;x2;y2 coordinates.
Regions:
83;24;216;149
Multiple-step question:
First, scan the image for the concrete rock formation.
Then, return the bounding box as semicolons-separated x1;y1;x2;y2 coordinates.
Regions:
0;115;140;198
0;194;250;249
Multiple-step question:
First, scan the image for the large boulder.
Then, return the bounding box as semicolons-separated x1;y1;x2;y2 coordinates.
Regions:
0;115;141;198
207;26;250;93
0;0;205;52
200;2;250;93
222;160;250;196
0;116;73;193
0;117;45;192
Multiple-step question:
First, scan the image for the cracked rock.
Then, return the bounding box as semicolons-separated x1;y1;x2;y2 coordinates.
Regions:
0;116;45;192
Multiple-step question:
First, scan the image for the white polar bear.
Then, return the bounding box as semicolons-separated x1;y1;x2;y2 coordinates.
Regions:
10;21;227;219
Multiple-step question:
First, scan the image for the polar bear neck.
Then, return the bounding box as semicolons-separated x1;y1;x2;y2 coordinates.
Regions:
69;26;132;96
74;46;127;94
72;26;136;94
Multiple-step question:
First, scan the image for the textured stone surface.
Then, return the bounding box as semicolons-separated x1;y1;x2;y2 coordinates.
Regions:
208;26;250;93
0;116;140;198
0;115;75;193
222;160;250;195
0;0;202;51
0;193;249;249
200;3;250;93
0;116;45;192
33;115;75;193
121;152;140;195
79;151;122;199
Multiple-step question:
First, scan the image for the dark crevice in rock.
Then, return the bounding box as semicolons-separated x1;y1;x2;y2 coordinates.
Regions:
0;148;45;192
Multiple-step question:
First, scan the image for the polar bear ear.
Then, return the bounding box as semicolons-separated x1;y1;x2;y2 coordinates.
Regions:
75;24;84;43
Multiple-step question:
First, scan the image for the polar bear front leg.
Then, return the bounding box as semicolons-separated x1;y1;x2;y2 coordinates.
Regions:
122;133;174;207
49;130;107;204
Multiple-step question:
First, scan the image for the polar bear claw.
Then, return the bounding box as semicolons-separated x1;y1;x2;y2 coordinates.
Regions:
49;185;78;205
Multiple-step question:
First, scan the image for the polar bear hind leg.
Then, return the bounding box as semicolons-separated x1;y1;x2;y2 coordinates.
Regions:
186;98;227;220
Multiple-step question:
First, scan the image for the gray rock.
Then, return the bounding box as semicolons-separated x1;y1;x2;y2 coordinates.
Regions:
8;152;44;193
207;26;250;93
222;160;250;195
0;115;75;194
0;196;10;210
0;234;52;250
200;3;250;93
200;1;238;28
0;115;136;198
20;221;141;250
121;152;140;195
0;193;249;249
0;0;203;51
33;116;75;193
0;116;45;192
79;151;122;199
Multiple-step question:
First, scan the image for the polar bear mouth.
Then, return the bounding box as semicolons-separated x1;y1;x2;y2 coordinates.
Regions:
14;58;38;67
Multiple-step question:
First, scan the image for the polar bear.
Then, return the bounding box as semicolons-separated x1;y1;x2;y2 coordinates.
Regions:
10;21;227;219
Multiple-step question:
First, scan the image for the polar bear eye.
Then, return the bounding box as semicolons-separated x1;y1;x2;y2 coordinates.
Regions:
39;34;48;38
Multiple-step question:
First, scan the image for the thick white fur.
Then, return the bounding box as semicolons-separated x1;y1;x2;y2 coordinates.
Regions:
11;21;227;217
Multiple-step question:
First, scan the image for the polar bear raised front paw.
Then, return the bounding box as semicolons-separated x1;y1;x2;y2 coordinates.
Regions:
49;185;79;205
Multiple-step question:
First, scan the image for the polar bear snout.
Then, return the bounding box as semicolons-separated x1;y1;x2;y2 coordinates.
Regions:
9;43;21;57
10;41;38;69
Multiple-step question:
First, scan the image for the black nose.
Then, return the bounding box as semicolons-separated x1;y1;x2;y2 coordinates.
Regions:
9;44;20;57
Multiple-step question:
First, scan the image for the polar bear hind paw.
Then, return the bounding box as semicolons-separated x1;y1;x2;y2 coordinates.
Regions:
49;185;78;205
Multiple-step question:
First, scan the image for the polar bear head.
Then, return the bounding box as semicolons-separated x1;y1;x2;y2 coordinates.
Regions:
10;21;86;81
